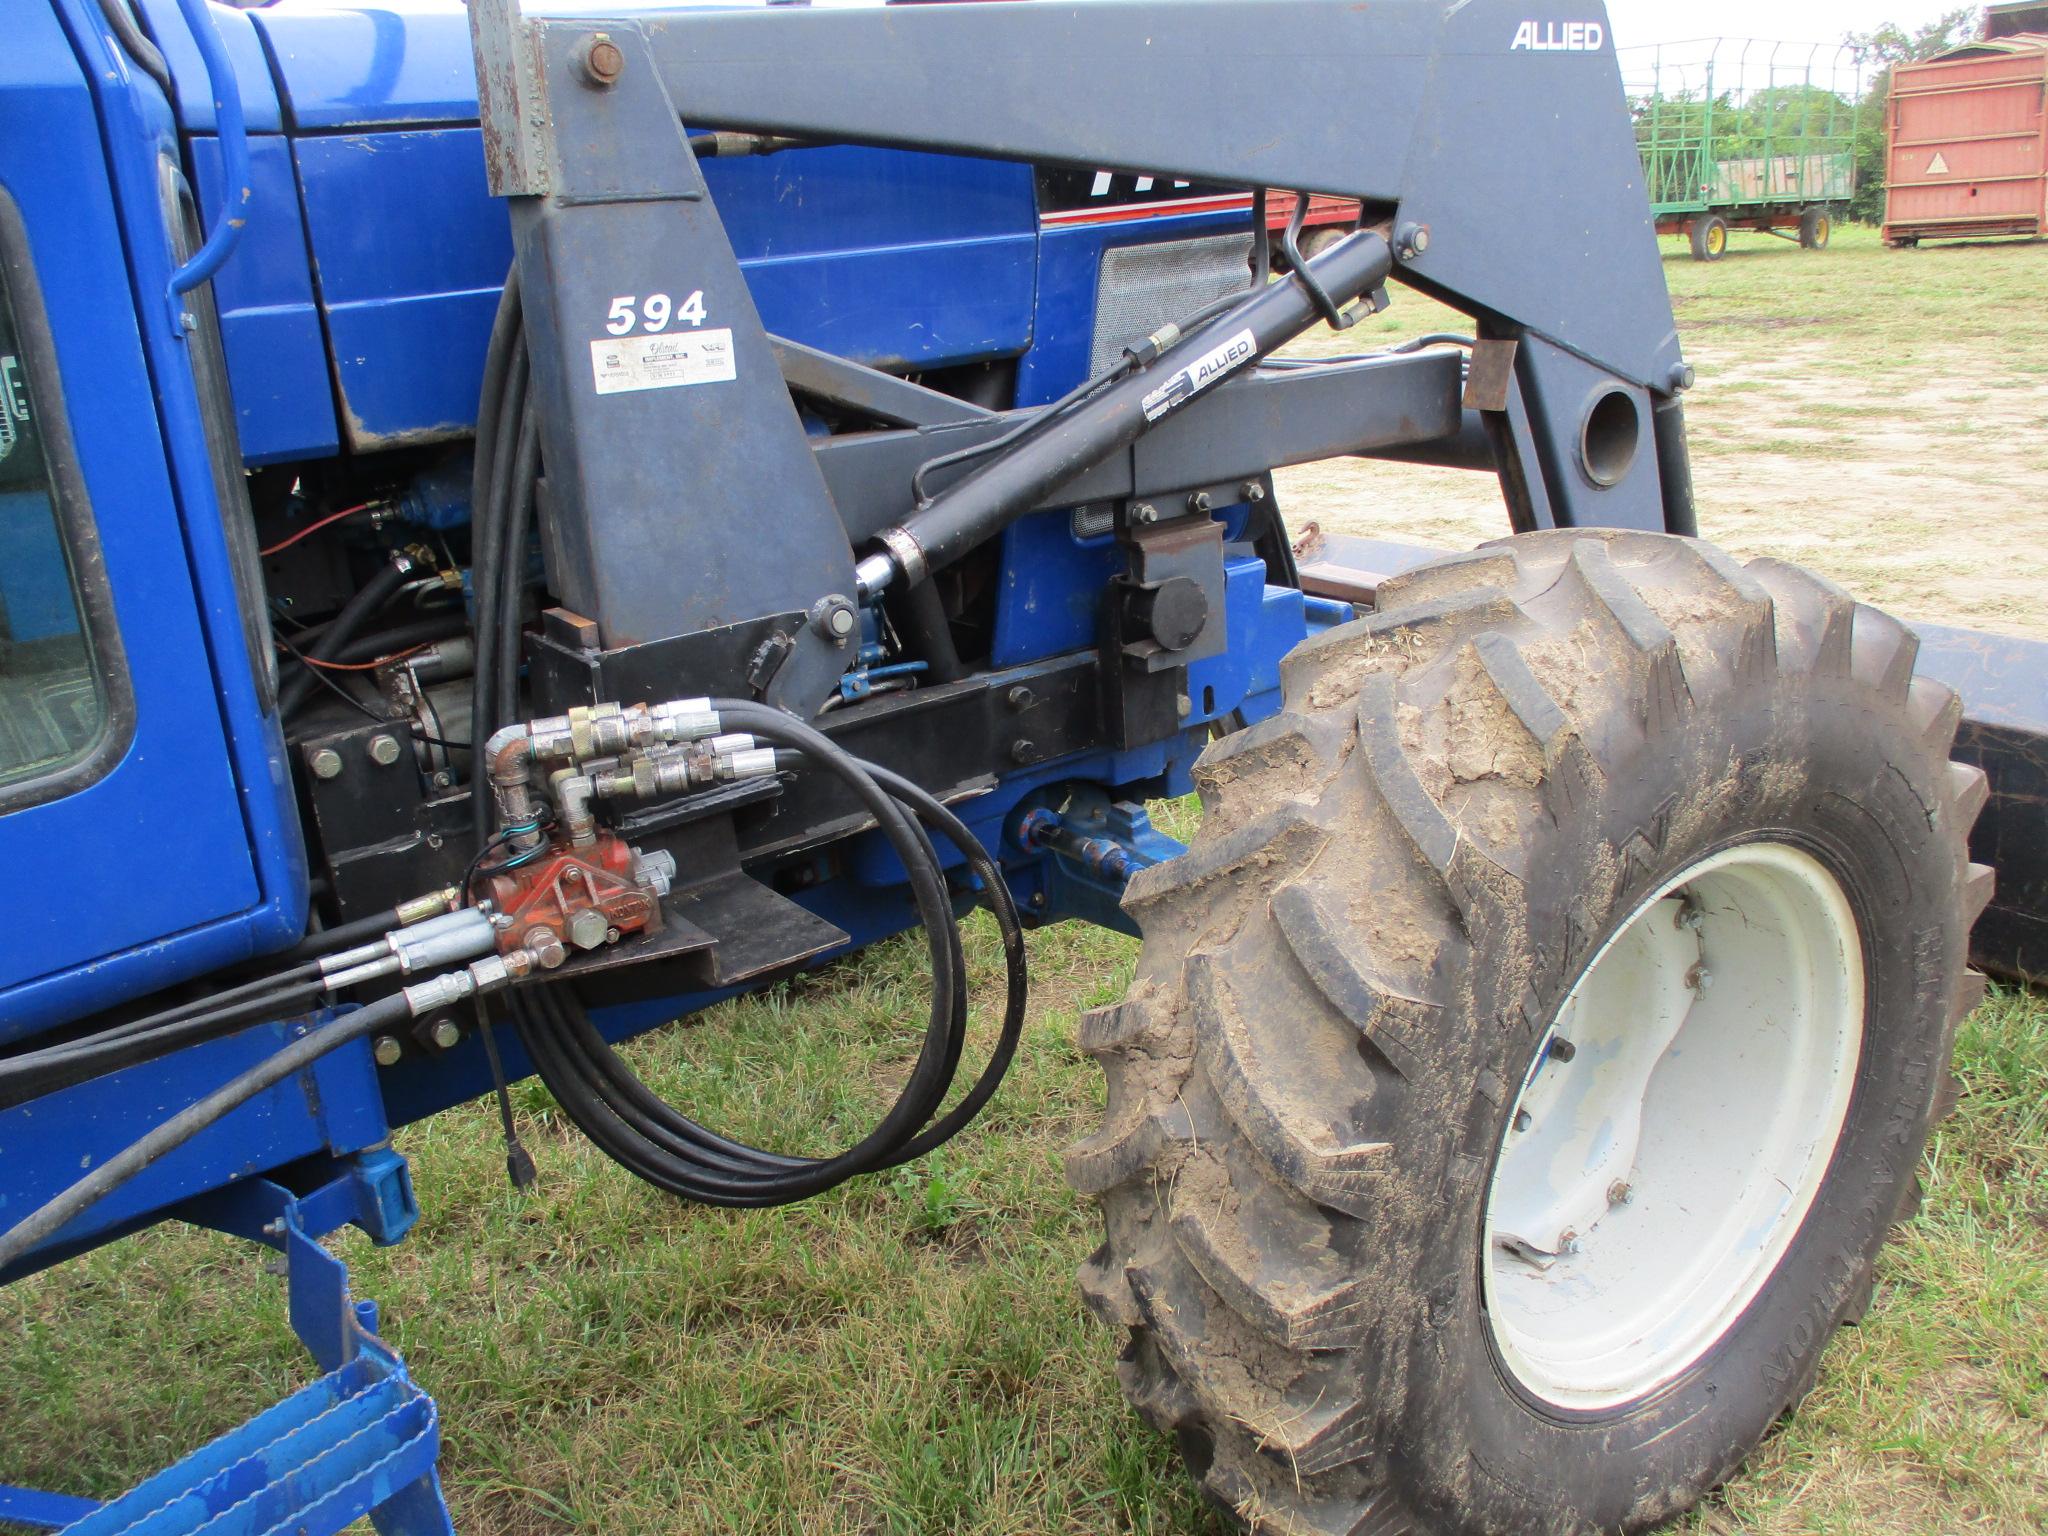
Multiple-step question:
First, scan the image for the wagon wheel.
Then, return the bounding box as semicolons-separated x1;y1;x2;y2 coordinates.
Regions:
1689;214;1729;261
1800;207;1833;250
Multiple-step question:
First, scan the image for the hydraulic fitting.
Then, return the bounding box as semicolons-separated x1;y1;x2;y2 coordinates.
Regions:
320;905;499;990
400;948;531;1017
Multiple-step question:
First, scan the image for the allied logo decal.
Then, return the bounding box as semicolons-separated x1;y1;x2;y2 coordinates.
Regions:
1511;20;1605;51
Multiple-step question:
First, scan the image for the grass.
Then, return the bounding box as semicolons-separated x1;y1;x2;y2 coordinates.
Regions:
1280;225;2048;642
6;229;2048;1533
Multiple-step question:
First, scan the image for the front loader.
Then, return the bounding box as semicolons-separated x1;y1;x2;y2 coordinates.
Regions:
0;2;2032;1532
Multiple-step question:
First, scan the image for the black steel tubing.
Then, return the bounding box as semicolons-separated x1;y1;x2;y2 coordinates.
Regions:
888;231;1394;582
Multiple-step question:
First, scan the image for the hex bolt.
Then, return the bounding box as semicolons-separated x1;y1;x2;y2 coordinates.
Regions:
373;1035;403;1067
1006;684;1035;712
526;926;568;970
1239;480;1267;503
578;32;624;87
428;1018;462;1050
567;908;610;950
307;746;344;781
1028;890;1048;911
1010;739;1035;765
1548;1035;1577;1063
1607;1179;1634;1206
1131;503;1159;524
1186;490;1212;515
1557;1228;1580;1255
1394;220;1431;260
367;733;402;767
1176;693;1193;718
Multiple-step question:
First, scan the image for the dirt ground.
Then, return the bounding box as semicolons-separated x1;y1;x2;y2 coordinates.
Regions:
1276;227;2048;642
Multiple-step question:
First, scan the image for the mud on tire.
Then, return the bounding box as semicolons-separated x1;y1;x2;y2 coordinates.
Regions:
1067;529;1990;1535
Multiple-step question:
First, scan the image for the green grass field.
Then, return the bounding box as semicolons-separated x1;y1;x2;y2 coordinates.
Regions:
5;229;2045;1534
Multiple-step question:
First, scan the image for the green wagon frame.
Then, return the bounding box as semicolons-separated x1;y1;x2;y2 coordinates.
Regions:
1626;39;1869;260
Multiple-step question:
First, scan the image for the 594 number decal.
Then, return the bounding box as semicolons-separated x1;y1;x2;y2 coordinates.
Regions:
604;290;708;335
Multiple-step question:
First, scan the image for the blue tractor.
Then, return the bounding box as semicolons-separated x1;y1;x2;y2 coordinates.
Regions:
1;2;2041;1532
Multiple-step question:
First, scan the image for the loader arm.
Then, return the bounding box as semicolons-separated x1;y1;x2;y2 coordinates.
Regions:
470;0;1696;707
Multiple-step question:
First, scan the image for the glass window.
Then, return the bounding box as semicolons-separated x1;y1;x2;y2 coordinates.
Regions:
0;245;117;796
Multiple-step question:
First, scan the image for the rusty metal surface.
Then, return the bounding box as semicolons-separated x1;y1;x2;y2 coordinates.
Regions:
1885;35;2048;242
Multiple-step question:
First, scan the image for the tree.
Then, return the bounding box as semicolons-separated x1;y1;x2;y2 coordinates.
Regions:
1846;8;1983;219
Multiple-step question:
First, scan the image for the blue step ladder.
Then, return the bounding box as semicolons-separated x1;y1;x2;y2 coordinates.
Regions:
1;1157;456;1536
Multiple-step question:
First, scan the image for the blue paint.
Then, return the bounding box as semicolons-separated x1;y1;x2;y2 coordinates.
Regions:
189;135;339;462
0;0;304;1038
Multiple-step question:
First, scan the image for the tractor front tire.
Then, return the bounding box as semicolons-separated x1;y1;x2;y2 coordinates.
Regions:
1069;530;1989;1535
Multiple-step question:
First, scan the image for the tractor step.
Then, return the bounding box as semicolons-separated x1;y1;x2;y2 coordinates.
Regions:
47;1351;441;1536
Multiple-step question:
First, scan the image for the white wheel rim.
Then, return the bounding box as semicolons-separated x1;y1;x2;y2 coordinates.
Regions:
1482;842;1864;1412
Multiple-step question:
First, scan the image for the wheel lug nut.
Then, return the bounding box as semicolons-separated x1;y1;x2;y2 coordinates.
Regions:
1687;964;1714;991
1547;1036;1577;1062
1513;1108;1532;1133
1608;1179;1634;1206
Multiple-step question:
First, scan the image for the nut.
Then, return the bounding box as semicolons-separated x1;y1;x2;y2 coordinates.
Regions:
1131;503;1159;525
367;733;402;767
578;32;624;87
525;925;568;970
307;746;344;781
1186;490;1212;515
567;908;610;950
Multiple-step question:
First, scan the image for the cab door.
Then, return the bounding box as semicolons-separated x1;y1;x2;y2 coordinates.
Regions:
0;0;303;1038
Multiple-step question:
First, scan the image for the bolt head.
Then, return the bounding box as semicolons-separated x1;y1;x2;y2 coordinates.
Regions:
1132;503;1159;525
367;733;402;767
373;1035;403;1067
1240;480;1267;503
580;33;624;86
1186;490;1212;515
429;1019;462;1050
567;908;610;950
1607;1179;1634;1206
307;746;344;781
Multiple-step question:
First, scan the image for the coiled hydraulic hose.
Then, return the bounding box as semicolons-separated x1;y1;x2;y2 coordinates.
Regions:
466;275;1028;1205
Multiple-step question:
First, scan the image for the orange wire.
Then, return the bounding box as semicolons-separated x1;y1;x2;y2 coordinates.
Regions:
281;642;430;673
260;501;375;558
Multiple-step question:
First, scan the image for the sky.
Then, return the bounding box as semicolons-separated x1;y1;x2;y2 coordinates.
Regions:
1602;1;1970;49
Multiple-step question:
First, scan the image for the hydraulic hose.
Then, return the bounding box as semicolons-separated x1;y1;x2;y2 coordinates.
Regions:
0;991;413;1272
279;555;413;716
465;270;1030;1208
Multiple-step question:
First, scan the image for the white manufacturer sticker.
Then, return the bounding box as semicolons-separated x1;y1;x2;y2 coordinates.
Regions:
1140;327;1257;422
1510;20;1604;51
590;328;737;396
